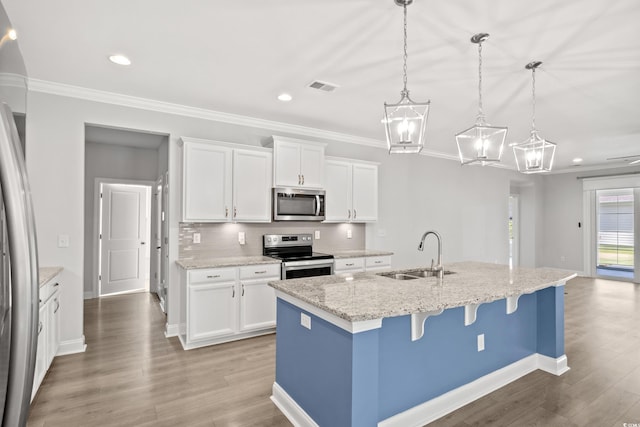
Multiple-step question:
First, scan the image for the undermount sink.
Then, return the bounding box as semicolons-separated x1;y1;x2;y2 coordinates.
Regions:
378;273;420;280
378;268;455;280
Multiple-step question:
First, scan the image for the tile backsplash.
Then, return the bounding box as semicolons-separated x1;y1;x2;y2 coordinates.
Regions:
179;222;366;260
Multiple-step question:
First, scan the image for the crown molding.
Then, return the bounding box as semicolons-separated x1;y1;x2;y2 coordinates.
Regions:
0;73;28;89
27;78;388;148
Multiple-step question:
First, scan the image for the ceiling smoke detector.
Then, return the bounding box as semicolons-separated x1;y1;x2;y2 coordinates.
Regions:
307;80;339;92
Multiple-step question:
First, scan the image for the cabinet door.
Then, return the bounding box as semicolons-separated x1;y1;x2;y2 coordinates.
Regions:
273;140;302;187
32;304;47;400
47;292;60;366
299;144;325;189
183;142;232;222
239;279;278;331
188;282;237;341
352;163;378;222
233;149;272;222
324;160;351;222
334;257;365;274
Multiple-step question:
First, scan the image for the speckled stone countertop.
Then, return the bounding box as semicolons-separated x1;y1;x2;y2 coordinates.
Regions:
269;261;577;322
331;250;394;259
39;267;63;287
176;256;281;270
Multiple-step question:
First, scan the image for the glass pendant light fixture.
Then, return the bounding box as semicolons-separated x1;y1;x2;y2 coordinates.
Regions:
455;33;507;166
512;61;556;173
383;0;430;154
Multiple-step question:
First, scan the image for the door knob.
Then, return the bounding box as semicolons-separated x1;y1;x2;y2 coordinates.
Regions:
141;242;146;245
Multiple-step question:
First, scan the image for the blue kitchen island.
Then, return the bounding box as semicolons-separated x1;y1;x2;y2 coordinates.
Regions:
268;262;576;427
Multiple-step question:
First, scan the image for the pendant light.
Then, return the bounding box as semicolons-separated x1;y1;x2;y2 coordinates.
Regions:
383;0;430;154
512;61;556;173
455;33;507;166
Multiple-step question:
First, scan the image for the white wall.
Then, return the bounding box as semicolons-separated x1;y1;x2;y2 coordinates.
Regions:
83;141;159;296
24;88;542;353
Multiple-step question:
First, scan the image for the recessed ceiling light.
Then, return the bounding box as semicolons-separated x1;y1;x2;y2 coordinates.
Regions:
277;93;292;102
7;29;17;40
572;158;583;163
109;54;131;66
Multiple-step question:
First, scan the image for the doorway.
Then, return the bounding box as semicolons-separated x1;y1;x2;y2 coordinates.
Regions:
595;188;634;280
509;195;519;268
97;181;152;296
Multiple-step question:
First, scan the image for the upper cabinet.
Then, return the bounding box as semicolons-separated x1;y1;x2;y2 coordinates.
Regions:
268;136;326;189
181;138;272;222
325;157;378;223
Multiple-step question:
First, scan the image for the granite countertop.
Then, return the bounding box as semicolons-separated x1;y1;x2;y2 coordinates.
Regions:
39;266;63;287
176;256;281;270
331;250;394;259
269;261;577;322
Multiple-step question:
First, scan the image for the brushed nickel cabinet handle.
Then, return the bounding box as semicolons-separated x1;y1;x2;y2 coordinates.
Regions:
348;209;351;219
232;288;235;298
346;263;354;267
353;209;357;219
225;207;229;218
38;321;43;335
54;299;60;313
234;206;237;218
302;175;305;185
242;284;245;296
254;270;267;275
206;274;220;279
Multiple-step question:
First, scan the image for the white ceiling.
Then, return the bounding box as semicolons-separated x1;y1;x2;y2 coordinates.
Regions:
3;0;640;171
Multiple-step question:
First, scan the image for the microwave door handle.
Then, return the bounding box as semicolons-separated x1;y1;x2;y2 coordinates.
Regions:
315;195;320;216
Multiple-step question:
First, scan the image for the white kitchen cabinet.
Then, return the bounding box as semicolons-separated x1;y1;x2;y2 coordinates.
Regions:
233;149;272;222
180;263;280;350
325;157;379;222
181;138;272;222
333;257;365;274
365;255;392;272
32;278;61;401
270;136;325;189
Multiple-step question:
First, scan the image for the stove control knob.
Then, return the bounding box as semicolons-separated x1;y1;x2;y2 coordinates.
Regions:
273;237;278;242
267;237;271;242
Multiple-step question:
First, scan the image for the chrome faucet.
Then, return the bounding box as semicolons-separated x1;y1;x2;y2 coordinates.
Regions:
418;230;443;279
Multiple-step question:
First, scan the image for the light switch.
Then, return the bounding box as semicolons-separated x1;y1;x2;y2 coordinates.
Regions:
315;230;320;240
347;229;352;239
57;234;69;248
238;231;246;245
477;334;485;352
193;233;201;244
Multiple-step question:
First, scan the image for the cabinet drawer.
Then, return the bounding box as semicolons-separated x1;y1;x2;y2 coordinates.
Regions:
239;264;281;280
365;256;391;269
189;268;236;284
39;281;60;306
334;258;365;271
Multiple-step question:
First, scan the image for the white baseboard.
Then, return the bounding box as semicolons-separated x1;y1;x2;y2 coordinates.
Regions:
537;353;570;375
57;336;87;356
165;323;179;338
83;291;96;300
378;353;569;427
271;382;319;427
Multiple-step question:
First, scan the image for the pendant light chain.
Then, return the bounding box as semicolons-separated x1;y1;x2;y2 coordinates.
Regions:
402;3;408;95
531;67;537;132
477;41;484;123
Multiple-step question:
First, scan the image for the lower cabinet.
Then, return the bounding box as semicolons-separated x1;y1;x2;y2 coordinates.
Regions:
32;279;61;401
180;263;280;349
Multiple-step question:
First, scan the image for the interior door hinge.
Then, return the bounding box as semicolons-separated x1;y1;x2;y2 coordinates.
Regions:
98;274;101;281
100;193;103;199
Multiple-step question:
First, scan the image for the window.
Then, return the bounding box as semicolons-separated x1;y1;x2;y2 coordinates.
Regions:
596;188;634;278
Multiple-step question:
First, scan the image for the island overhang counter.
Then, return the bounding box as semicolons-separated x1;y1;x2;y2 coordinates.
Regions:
268;261;577;427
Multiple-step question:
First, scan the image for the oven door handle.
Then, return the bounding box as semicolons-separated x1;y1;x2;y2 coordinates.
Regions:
283;261;334;271
315;195;321;216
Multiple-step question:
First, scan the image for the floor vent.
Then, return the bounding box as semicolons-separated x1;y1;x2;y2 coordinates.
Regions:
307;80;339;92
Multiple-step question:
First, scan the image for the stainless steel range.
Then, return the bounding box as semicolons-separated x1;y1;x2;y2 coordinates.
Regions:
263;233;334;279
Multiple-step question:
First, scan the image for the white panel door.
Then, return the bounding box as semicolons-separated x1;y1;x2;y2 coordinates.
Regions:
100;183;147;296
233;149;272;222
299;144;325;188
188;282;237;341
352;163;378;222
273;140;301;187
183;142;232;221
239;279;277;331
324;160;351;222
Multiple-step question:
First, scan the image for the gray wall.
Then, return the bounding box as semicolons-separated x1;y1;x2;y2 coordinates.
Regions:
83;141;159;296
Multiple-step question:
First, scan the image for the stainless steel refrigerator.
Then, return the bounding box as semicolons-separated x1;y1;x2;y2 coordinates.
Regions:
0;101;39;426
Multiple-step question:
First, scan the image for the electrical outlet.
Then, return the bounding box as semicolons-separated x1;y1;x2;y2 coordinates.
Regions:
238;232;246;245
477;334;485;352
193;233;201;244
301;313;311;330
315;230;320;240
347;229;352;239
57;234;69;248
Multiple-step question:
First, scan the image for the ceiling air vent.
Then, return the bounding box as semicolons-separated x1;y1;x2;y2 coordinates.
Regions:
307;80;339;92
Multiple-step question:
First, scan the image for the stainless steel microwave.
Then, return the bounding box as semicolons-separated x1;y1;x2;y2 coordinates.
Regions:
273;187;325;221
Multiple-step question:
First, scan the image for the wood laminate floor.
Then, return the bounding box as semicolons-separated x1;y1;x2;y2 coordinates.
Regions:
28;277;640;427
